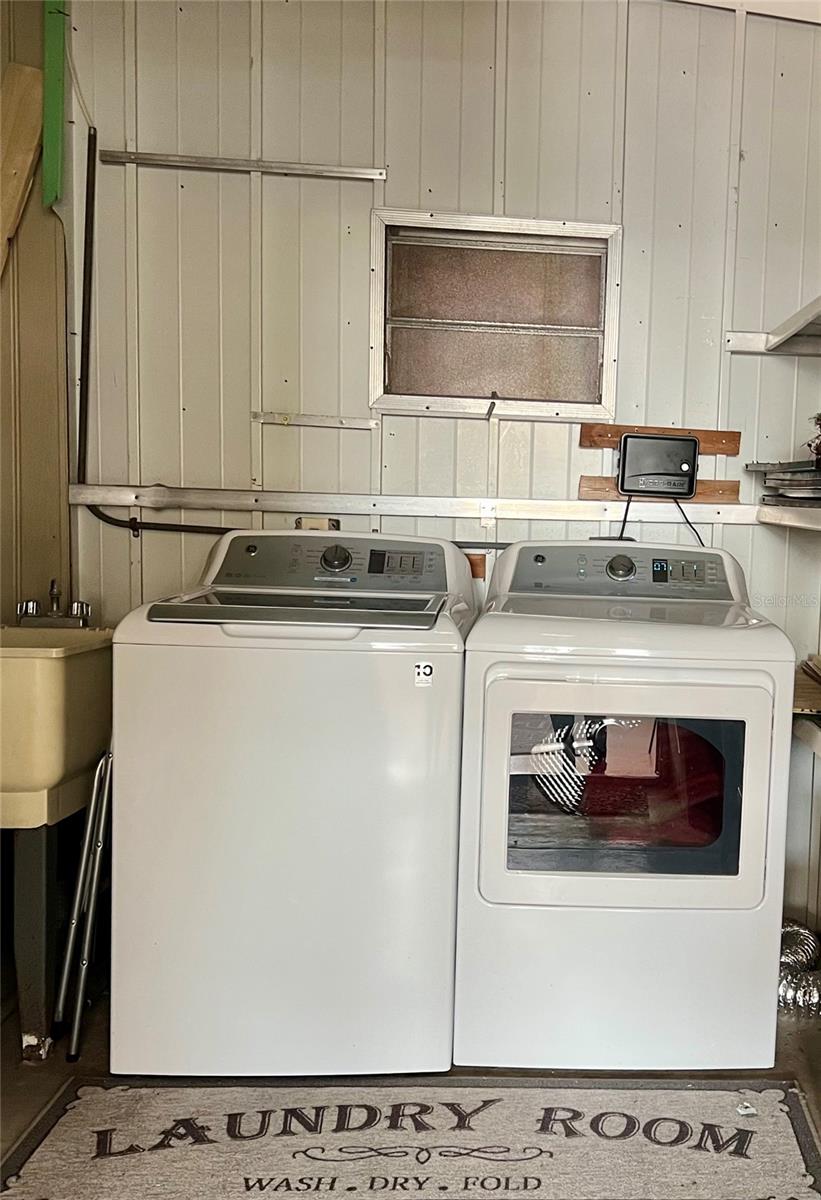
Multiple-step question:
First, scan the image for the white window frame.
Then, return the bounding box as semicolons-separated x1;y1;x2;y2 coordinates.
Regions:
369;208;622;422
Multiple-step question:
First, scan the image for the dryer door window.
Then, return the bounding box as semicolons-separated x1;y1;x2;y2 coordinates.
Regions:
507;712;744;875
478;673;773;910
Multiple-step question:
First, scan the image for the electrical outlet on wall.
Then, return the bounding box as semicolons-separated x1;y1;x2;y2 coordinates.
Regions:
295;517;340;531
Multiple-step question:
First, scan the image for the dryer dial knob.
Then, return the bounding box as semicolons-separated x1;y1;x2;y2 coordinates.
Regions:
606;553;636;581
320;544;352;572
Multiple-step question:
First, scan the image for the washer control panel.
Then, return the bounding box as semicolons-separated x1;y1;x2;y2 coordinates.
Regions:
212;535;447;593
509;545;732;600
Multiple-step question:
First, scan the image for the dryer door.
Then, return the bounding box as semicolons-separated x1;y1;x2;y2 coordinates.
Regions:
478;668;773;910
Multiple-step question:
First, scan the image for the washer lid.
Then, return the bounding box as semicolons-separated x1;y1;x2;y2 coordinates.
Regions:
147;588;446;630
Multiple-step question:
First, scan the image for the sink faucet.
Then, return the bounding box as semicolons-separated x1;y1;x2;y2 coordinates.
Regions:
49;579;62;617
16;580;92;628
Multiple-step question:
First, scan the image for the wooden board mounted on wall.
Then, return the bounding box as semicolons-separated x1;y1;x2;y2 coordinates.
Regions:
578;476;741;503
579;422;741;456
1;63;43;277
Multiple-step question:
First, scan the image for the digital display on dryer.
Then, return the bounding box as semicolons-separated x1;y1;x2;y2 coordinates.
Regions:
652;559;669;583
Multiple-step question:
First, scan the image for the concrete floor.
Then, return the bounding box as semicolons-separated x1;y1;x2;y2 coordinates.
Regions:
2;998;819;1164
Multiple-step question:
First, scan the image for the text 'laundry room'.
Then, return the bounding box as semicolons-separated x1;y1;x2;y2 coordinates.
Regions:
1;2;820;1198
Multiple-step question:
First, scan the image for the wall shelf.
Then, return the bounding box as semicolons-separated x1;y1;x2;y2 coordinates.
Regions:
725;293;821;356
757;505;821;532
793;665;821;760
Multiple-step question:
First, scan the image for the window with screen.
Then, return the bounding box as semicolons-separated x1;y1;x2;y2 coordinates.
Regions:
369;211;621;421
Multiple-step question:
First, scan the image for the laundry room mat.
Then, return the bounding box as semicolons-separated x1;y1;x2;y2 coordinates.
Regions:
2;1077;819;1200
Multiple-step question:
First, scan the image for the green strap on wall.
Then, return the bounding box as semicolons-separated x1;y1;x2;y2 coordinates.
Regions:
42;1;65;207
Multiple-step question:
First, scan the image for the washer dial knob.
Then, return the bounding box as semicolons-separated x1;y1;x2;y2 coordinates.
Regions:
606;553;636;581
320;543;352;573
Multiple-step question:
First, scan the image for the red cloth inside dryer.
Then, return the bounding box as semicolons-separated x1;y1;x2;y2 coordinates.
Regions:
583;721;724;847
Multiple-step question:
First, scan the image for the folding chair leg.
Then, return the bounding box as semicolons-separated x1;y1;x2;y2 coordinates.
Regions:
53;754;107;1033
67;752;112;1063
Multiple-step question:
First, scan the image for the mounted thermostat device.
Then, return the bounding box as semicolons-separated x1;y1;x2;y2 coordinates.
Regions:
617;433;699;498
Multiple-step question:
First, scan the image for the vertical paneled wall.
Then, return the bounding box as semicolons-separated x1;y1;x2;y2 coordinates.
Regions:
68;0;820;920
1;1;71;624
723;13;821;925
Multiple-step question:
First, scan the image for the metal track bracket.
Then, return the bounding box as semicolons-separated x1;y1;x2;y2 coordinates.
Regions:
100;149;387;183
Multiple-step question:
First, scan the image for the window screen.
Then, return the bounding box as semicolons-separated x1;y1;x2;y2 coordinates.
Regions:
385;230;607;406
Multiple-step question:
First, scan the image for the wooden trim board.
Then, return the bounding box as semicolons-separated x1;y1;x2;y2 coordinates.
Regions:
578;476;741;503
1;62;43;276
579;422;741;456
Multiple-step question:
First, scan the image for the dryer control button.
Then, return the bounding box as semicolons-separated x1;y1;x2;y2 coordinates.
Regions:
606;553;636;581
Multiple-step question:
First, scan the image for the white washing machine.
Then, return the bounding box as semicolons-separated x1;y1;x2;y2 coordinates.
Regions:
454;540;795;1070
111;530;475;1075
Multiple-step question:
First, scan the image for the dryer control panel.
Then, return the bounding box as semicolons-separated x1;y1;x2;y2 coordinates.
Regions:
212;535;448;593
509;544;733;600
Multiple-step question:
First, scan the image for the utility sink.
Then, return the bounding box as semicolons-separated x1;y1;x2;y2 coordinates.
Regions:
0;627;112;828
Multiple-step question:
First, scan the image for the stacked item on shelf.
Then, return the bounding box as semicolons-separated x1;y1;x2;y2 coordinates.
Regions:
746;459;821;507
801;655;821;688
793;657;821;762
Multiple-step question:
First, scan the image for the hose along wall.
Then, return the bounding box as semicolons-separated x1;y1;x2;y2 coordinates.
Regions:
77;127;225;539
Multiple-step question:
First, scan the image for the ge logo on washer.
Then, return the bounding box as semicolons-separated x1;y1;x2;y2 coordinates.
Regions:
414;662;434;687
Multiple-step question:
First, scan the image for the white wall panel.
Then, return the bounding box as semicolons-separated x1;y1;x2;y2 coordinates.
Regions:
70;1;137;626
70;0;820;913
457;0;497;214
613;0;737;551
727;14;821;925
498;0;627;546
381;0;498;541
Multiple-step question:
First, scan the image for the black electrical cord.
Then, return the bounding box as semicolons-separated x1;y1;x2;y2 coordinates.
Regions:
75;126;96;487
617;495;632;539
77;127;231;539
674;498;705;546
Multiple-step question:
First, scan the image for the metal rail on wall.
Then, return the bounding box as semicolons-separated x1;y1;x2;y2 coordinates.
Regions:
69;484;761;527
99;149;387;182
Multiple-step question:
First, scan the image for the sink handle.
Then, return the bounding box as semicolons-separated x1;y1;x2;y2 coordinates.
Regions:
17;599;41;620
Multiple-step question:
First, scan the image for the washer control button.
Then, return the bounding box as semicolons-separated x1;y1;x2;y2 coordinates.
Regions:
606;553;637;581
533;553;546;565
320;544;353;572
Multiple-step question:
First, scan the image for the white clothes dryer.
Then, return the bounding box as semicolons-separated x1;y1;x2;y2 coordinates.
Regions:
454;540;795;1070
111;531;475;1075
